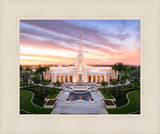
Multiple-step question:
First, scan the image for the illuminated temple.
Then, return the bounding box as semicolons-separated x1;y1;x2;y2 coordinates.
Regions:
45;34;117;84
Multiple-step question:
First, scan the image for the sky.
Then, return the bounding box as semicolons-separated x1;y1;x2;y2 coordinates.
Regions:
20;20;140;65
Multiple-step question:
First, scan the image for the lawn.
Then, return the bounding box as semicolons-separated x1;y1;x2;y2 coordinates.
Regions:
46;89;61;99
128;82;140;87
21;86;62;106
20;81;33;86
107;90;140;114
98;88;115;99
115;87;140;107
98;86;140;107
20;90;52;114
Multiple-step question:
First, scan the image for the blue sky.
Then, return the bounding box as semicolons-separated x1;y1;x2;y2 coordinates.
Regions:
20;20;140;65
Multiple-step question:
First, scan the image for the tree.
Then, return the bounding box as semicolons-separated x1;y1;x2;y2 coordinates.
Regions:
31;76;41;84
130;70;140;88
119;73;128;90
43;65;49;79
35;65;49;83
112;62;126;79
42;79;50;94
20;65;23;72
20;71;30;86
25;66;32;86
53;81;62;87
25;66;32;72
42;79;50;86
111;79;119;97
101;81;108;87
112;64;118;79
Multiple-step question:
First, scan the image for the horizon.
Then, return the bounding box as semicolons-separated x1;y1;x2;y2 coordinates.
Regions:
20;63;140;66
20;20;140;65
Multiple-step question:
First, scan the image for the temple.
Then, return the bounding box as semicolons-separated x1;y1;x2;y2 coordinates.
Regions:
45;34;117;84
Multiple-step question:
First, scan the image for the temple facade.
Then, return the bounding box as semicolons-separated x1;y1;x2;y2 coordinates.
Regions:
45;34;117;84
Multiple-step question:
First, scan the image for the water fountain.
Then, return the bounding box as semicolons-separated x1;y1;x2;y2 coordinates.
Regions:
67;82;93;102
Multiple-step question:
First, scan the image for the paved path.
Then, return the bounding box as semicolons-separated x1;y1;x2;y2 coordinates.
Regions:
51;90;108;114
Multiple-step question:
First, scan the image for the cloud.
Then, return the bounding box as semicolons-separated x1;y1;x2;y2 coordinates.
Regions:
20;20;140;65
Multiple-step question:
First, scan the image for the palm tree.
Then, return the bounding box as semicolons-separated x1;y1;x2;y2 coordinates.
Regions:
130;70;140;88
111;79;119;97
101;81;108;87
25;66;32;72
43;65;50;79
31;76;40;84
113;62;126;79
20;71;30;86
35;65;50;83
42;79;50;88
120;73;128;90
42;79;50;93
25;66;32;85
20;65;23;72
35;65;46;83
112;64;118;79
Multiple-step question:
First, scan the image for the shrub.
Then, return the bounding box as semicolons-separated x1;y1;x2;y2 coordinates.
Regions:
42;79;50;86
98;88;114;99
31;76;40;84
46;99;57;105
103;99;114;105
66;98;70;101
53;81;62;87
101;81;108;86
21;86;61;107
46;88;62;99
110;79;115;83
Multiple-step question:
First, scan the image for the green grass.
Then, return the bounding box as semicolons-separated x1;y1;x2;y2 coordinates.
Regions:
21;86;62;107
98;88;115;99
20;81;33;86
46;89;62;99
115;87;140;107
107;90;140;114
98;85;140;107
128;82;140;87
20;90;52;114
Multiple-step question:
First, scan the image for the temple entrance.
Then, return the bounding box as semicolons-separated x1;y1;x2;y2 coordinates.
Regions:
88;76;91;83
97;76;100;83
70;76;72;83
65;76;68;83
79;74;82;81
61;76;64;83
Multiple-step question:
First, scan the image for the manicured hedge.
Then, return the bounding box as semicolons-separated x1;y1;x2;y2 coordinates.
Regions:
46;99;57;105
20;90;52;114
21;86;62;107
108;90;140;114
98;88;114;99
114;87;140;107
46;89;61;99
98;86;140;107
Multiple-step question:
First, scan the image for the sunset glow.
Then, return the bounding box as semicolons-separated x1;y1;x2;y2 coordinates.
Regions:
20;20;140;65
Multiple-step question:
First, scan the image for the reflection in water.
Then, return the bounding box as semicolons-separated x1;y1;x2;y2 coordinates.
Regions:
68;91;92;101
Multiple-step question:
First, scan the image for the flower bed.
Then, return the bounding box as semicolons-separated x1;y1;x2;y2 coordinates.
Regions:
44;99;57;108
103;99;114;105
103;99;116;109
46;99;57;105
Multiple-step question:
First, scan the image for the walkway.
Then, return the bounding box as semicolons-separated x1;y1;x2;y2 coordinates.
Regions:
51;90;108;114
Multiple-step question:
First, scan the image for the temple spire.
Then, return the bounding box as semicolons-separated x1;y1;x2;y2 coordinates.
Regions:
79;34;81;51
77;34;83;58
